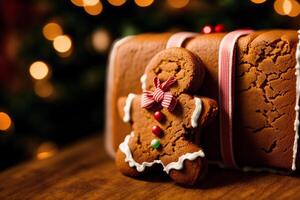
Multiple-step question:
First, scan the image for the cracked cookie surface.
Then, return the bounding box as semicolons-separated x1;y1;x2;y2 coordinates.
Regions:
116;47;218;185
235;30;298;169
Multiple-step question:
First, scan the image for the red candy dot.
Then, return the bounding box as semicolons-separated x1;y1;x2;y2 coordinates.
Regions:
152;125;163;137
154;111;164;122
214;24;225;33
202;25;213;34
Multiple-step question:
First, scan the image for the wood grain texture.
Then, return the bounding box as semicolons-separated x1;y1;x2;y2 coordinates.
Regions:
1;135;300;200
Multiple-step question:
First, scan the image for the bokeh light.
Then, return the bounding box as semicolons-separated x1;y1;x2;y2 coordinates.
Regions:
29;61;50;80
108;0;126;6
53;35;72;53
42;22;63;41
92;28;111;52
84;1;103;15
83;0;99;6
202;25;213;34
167;0;190;8
58;48;73;58
0;112;12;131
34;81;55;98
36;142;58;160
274;0;286;15
283;0;292;14
71;0;84;7
134;0;154;7
286;0;300;16
274;0;300;16
250;0;267;4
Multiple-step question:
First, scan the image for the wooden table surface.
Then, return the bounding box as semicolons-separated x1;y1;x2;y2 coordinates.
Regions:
1;135;300;200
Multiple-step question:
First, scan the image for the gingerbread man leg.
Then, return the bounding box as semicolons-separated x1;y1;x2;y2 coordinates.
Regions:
168;149;208;185
160;141;208;185
115;149;141;177
116;132;160;177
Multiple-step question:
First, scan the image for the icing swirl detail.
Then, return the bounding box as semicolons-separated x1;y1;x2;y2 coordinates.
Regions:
119;133;205;174
292;30;300;171
123;93;136;123
191;97;202;128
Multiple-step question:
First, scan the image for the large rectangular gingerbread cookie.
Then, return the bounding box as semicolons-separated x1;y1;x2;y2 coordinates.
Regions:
105;30;300;171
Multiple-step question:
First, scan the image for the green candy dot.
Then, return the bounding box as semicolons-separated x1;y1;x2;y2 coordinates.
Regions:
151;139;160;149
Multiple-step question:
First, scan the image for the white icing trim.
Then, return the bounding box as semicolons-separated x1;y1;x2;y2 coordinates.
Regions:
292;30;300;171
119;133;205;174
123;93;136;123
191;97;202;128
105;36;133;158
164;150;205;173
119;134;163;172
140;74;147;91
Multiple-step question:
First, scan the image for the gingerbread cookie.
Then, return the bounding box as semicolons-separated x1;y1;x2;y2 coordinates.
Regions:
116;47;218;185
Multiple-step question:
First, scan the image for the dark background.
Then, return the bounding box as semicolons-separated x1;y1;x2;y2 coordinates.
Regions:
0;0;299;170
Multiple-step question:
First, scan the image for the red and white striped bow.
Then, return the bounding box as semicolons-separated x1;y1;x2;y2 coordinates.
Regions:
141;76;177;111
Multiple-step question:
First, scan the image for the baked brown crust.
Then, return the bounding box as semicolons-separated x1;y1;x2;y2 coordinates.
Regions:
109;33;173;154
235;30;298;169
108;30;299;171
145;47;205;96
116;48;218;185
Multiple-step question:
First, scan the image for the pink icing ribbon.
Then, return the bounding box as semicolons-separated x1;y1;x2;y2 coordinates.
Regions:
141;77;177;111
218;29;253;168
166;32;197;48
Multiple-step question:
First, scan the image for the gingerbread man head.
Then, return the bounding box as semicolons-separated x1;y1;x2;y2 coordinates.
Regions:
116;47;218;185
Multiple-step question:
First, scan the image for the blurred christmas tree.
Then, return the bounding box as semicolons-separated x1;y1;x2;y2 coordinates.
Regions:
0;0;299;170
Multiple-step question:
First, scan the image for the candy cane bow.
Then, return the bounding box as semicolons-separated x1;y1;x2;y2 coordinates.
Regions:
141;76;177;111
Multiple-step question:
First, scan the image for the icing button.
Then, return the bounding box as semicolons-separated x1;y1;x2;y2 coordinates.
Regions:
151;139;161;149
154;111;164;122
152;125;163;137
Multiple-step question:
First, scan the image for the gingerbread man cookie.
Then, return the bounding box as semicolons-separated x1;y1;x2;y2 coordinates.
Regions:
116;47;218;185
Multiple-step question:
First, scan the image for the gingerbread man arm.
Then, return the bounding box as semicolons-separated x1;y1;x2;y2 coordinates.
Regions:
176;94;218;130
196;96;218;128
116;95;144;176
117;94;138;124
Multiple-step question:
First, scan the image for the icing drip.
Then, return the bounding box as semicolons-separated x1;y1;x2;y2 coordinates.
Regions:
164;150;204;173
119;133;205;174
119;134;163;172
140;74;147;91
123;93;136;123
292;30;300;171
191;97;202;128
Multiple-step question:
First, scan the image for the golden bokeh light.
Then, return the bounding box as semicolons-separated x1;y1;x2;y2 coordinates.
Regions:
29;61;50;80
92;29;111;52
84;1;103;15
36;142;58;160
34;81;54;98
167;0;190;8
42;22;63;41
287;0;300;16
274;0;300;16
58;47;73;58
0;112;12;131
274;0;286;15
108;0;127;6
83;0;99;6
134;0;154;7
283;0;292;14
53;35;72;53
250;0;267;4
71;0;84;7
